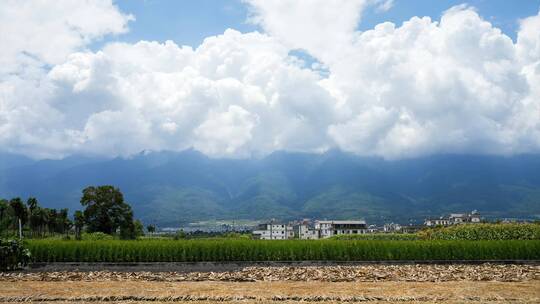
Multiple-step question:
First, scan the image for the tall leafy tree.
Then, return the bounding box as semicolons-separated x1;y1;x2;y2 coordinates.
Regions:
46;208;57;233
0;199;13;232
9;198;28;228
80;185;135;236
32;207;48;236
27;197;41;235
133;219;144;238
26;197;38;212
74;210;85;240
147;224;156;234
58;208;72;234
0;199;9;221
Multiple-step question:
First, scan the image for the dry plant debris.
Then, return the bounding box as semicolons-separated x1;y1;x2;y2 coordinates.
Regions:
1;264;539;282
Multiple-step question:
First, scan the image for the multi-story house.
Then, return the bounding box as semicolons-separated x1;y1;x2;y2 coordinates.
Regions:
424;217;451;227
294;223;319;239
424;210;481;227
252;222;294;240
383;223;402;233
252;219;368;240
315;220;367;238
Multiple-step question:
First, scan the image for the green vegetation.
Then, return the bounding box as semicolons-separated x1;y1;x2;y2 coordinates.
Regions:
81;185;139;239
419;223;540;240
0;197;72;238
332;233;420;241
0;239;31;270
81;232;115;241
1;185;143;240
27;239;540;262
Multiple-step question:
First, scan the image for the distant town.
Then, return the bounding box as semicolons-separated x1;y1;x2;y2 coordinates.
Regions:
251;210;483;240
158;210;536;240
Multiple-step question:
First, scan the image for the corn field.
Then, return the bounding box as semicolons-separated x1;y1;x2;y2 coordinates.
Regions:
27;239;540;262
419;223;540;240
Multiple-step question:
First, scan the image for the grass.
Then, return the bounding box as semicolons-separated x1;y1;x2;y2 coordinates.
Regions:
26;239;540;262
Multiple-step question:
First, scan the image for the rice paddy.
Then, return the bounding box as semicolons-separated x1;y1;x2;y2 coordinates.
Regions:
27;239;540;262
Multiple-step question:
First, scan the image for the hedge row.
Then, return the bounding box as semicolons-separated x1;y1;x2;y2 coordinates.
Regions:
27;239;540;262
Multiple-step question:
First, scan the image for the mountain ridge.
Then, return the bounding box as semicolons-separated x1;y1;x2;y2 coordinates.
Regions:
1;150;539;226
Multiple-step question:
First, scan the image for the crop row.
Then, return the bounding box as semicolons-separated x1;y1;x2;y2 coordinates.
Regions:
27;239;540;262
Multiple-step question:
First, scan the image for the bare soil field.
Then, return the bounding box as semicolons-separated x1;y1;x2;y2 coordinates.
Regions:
1;264;539;303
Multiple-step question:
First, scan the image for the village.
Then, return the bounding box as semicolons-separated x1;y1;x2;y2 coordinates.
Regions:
252;210;483;240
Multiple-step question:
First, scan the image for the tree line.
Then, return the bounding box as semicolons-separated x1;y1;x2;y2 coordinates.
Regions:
1;185;143;239
0;197;71;237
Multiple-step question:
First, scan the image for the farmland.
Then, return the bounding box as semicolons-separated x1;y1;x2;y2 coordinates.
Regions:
3;225;540;304
2;234;539;304
1;264;539;303
27;239;540;262
418;223;540;240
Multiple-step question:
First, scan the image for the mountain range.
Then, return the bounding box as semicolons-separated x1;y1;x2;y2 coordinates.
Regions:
1;150;539;226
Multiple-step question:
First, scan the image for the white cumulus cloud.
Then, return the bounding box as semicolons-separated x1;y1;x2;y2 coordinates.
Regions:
0;1;539;159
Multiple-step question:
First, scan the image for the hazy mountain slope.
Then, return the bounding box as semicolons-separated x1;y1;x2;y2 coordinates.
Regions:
1;150;539;225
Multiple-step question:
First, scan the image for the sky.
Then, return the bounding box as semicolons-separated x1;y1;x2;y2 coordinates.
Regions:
100;0;540;48
0;0;539;159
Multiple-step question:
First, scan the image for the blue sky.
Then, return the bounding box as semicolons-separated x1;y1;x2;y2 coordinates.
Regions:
107;0;540;49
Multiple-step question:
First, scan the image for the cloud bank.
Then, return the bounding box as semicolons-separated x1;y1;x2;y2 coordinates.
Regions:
0;0;539;159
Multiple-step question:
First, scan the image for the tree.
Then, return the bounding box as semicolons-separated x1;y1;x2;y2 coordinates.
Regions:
0;199;14;232
0;199;10;222
80;185;135;236
147;224;156;234
58;208;72;234
134;220;144;237
27;198;42;236
9;198;27;228
74;211;84;240
26;198;38;212
46;208;57;233
31;207;48;237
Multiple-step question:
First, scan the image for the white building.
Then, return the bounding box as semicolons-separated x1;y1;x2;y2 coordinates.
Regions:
294;223;319;240
424;210;482;227
252;222;294;240
367;224;379;233
252;219;368;240
383;223;402;233
315;220;367;238
424;217;451;227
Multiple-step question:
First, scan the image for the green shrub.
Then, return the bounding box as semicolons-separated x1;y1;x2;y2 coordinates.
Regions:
0;239;31;270
419;223;540;240
26;239;540;262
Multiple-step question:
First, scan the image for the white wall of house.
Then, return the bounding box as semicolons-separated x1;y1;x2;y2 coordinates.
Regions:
424;211;482;227
254;220;367;240
294;224;318;240
253;223;293;240
315;220;367;239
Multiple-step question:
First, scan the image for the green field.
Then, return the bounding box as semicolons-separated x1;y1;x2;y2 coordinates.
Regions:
418;223;540;240
27;239;540;262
